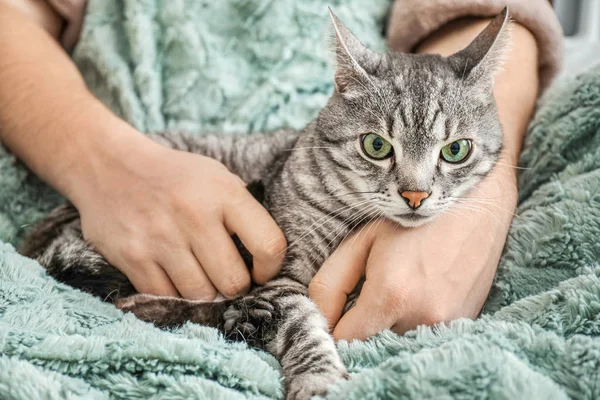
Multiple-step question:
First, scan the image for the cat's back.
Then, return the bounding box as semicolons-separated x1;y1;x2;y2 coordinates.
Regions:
150;130;300;183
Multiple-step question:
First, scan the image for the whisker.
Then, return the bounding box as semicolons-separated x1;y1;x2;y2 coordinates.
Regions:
453;203;502;223
281;198;375;255
306;191;380;207
327;206;381;261
347;209;384;253
443;207;470;220
452;203;508;225
449;193;515;201
309;204;379;270
310;204;376;268
355;210;386;251
283;147;335;152
468;184;517;200
317;205;378;252
319;191;380;199
495;162;532;170
454;198;520;219
104;289;120;302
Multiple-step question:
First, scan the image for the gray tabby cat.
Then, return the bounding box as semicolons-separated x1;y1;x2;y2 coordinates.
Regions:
21;8;510;400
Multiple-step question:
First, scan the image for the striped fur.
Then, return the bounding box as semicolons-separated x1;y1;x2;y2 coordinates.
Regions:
20;10;511;399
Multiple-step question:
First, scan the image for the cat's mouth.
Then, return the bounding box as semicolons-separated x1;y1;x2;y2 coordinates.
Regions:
395;213;428;220
392;212;435;227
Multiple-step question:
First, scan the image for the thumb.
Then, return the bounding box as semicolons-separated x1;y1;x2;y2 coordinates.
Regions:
309;227;375;330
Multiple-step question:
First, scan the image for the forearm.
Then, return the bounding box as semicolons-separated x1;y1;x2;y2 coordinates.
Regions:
0;2;154;206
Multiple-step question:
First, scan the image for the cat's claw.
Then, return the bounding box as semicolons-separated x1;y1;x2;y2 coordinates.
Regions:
222;296;276;347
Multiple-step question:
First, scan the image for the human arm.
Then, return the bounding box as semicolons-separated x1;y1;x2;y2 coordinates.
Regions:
0;0;286;299
309;16;541;340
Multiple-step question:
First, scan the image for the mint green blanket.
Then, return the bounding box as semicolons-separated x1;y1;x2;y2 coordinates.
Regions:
1;1;599;398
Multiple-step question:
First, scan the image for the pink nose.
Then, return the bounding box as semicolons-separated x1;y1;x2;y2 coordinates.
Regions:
401;191;430;209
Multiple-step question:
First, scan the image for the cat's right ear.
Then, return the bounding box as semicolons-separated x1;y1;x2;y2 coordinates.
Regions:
329;8;376;96
447;7;512;91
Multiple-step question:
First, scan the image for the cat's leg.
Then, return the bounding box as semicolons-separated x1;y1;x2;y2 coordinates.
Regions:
270;293;349;400
120;278;348;399
20;204;136;301
220;279;348;399
116;294;229;328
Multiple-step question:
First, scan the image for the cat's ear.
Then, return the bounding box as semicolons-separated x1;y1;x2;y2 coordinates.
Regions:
448;7;512;90
328;8;377;95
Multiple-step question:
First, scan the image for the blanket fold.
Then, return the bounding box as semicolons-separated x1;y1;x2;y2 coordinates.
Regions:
1;0;599;398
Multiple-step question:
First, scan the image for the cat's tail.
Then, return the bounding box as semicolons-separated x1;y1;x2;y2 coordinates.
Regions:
20;203;137;302
115;294;230;329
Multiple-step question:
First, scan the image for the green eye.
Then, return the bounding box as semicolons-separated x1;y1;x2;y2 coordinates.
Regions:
440;139;472;163
361;133;393;160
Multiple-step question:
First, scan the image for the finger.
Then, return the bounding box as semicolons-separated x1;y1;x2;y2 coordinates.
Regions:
160;250;218;300
332;278;398;341
308;230;374;330
191;225;251;299
224;193;286;284
124;261;179;297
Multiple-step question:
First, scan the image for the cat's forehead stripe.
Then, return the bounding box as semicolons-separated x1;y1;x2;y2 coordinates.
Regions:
426;105;442;134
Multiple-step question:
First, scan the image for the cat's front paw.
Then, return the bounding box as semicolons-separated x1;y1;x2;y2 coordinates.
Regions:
222;296;276;347
286;370;349;400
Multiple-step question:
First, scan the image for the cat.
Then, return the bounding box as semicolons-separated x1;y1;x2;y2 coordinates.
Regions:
20;8;510;400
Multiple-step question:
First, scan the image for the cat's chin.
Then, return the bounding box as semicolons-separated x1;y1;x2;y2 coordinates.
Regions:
389;213;436;228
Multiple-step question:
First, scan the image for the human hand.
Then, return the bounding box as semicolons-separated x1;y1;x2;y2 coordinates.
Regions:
71;132;286;300
309;170;517;340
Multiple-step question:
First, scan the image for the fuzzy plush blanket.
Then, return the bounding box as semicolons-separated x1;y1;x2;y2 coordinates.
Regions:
1;0;599;398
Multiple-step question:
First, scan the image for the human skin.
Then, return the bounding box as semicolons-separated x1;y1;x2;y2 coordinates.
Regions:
309;18;539;340
0;0;287;300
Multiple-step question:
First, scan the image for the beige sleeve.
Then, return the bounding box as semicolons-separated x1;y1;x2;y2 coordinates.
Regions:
386;0;564;92
46;0;87;51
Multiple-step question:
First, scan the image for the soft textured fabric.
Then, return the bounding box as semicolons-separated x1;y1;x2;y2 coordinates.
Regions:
1;0;599;398
47;0;564;88
387;0;563;92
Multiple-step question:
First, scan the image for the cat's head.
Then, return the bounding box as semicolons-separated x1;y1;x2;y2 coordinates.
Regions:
315;8;511;227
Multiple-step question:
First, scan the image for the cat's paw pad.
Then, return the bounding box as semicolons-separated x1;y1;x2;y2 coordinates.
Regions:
222;297;275;345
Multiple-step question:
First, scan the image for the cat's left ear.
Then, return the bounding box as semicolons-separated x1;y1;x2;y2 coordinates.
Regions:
329;8;378;96
448;7;512;90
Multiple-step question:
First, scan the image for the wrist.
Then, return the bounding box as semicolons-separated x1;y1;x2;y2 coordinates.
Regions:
58;114;161;208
